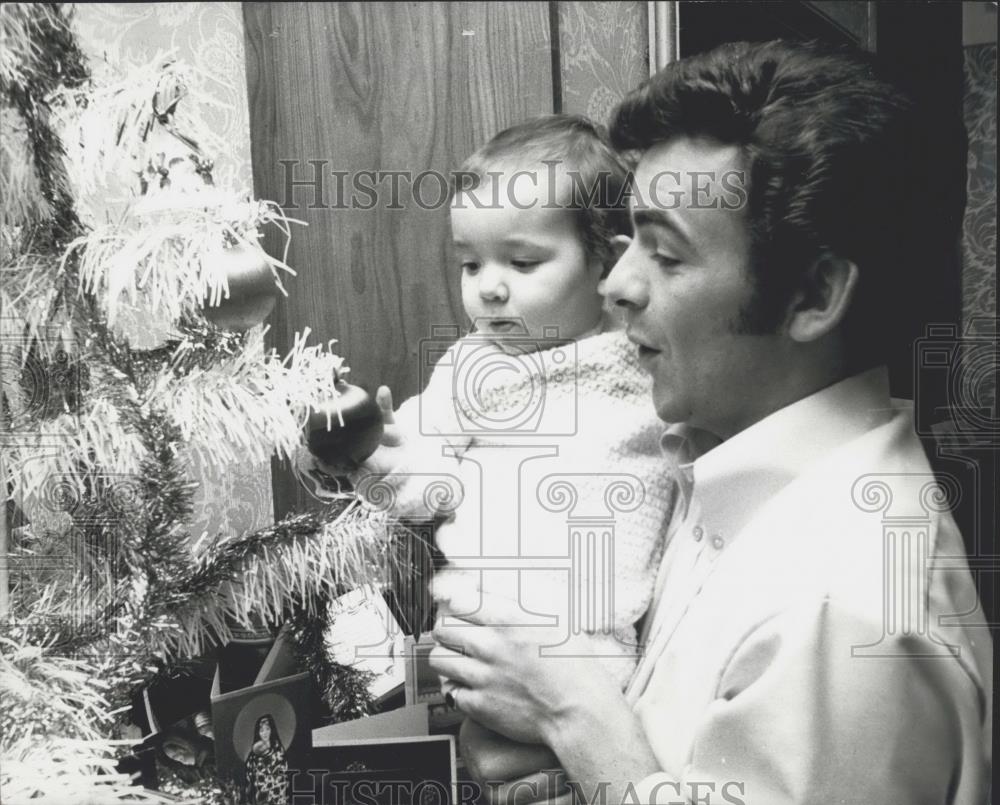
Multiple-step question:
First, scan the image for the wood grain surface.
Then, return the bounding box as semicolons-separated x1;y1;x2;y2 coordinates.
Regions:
243;2;553;516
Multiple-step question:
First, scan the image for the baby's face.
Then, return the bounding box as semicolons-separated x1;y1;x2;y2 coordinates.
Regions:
451;170;604;353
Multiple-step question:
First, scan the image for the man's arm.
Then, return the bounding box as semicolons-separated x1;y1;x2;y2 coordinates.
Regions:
436;591;986;805
626;596;984;805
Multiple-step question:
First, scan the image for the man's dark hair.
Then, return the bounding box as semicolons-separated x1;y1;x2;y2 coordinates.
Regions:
453;114;631;276
610;39;920;365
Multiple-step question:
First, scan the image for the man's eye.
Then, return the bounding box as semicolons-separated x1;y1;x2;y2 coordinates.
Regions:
511;259;540;269
461;261;480;273
653;253;681;269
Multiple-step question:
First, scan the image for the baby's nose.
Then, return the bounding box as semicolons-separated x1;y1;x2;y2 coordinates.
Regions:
477;264;509;301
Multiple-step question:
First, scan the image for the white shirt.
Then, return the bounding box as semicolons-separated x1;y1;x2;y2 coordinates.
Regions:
626;367;992;805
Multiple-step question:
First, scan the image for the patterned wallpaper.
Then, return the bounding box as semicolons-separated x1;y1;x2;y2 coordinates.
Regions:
71;2;253;189
71;2;274;542
558;1;648;124
962;43;997;416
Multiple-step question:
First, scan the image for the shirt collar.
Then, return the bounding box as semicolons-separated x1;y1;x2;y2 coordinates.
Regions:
659;424;721;519
666;366;895;543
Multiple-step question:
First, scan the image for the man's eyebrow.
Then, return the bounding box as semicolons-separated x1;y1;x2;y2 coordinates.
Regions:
632;208;694;249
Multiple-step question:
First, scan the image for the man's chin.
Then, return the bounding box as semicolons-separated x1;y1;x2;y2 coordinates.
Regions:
652;396;683;424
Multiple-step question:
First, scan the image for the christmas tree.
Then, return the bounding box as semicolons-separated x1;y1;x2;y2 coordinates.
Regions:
1;5;391;801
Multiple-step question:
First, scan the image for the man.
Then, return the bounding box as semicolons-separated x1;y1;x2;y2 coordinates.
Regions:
430;40;991;804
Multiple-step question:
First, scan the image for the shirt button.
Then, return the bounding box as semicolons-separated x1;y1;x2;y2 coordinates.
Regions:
692;526;704;541
712;535;725;550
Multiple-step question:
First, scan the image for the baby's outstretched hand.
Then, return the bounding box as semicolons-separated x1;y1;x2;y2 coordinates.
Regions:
375;386;401;445
351;385;404;477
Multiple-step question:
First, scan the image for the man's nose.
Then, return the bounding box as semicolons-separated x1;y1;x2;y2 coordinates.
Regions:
602;237;647;310
477;263;508;302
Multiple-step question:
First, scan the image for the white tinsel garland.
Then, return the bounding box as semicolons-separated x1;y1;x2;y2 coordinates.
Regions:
63;196;300;327
0;634;193;804
3;400;148;519
148;327;345;471
49;52;228;200
168;502;391;659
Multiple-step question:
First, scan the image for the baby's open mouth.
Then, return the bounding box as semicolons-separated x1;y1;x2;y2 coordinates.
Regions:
486;320;519;332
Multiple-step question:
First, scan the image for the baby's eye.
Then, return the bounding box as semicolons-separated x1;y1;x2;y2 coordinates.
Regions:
461;261;480;273
511;258;540;270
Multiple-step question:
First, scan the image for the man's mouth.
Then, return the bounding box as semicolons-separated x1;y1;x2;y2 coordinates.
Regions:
627;330;661;358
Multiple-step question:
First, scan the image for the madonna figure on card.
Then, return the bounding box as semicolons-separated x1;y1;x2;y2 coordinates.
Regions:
244;714;288;805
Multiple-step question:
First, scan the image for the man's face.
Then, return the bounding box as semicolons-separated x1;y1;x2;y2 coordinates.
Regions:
604;136;789;438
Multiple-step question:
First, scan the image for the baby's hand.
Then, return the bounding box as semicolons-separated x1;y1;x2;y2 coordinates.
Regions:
348;386;404;479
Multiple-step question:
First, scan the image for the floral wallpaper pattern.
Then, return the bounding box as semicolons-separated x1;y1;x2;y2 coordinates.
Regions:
558;1;648;125
72;2;253;190
71;3;273;542
961;43;997;417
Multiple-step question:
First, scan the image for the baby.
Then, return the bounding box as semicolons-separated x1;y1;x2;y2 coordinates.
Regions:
347;115;675;689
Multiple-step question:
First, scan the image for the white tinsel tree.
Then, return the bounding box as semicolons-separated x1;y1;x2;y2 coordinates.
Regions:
0;5;392;802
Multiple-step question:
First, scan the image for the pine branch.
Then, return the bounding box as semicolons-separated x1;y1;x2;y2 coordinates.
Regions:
285;601;378;724
0;3;88;242
162;502;393;660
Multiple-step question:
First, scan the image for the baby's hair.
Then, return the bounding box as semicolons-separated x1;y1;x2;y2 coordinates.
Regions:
452;114;631;277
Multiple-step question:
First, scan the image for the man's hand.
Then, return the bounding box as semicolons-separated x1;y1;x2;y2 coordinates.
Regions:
460;719;571;805
429;590;660;798
459;718;559;783
429;589;617;746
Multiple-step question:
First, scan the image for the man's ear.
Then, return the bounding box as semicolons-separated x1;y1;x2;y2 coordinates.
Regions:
786;252;859;343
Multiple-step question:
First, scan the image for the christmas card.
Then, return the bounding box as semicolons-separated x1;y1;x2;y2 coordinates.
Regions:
209;631;314;794
293;735;456;805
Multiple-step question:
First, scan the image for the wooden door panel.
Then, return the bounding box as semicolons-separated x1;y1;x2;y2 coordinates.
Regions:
243;2;553;516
